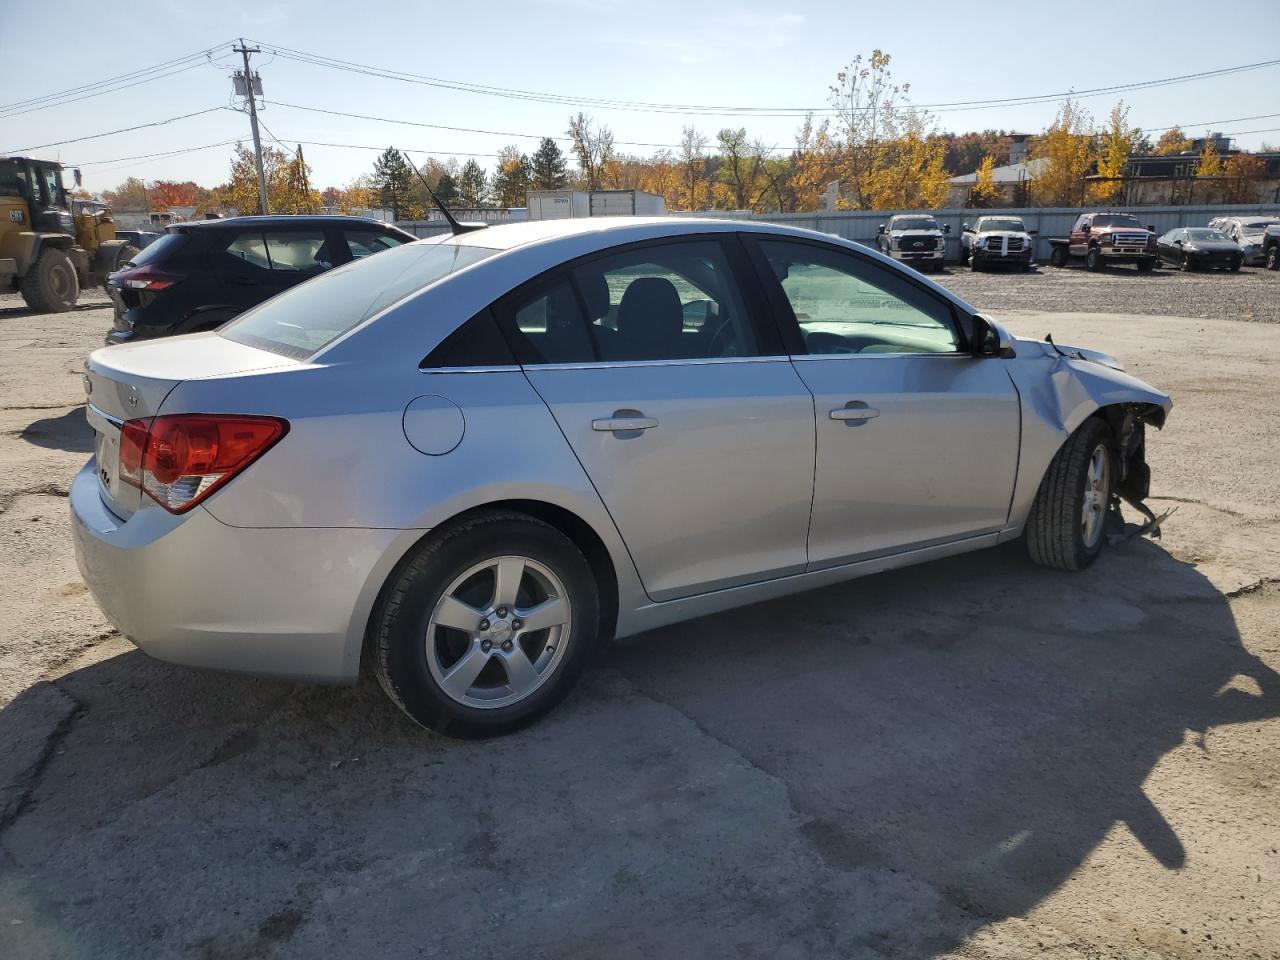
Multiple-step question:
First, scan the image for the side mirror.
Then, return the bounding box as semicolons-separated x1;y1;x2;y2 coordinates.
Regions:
1173;239;1183;245
943;224;952;234
1081;224;1090;234
1028;229;1038;236
970;313;1013;358
1147;224;1155;233
877;224;885;234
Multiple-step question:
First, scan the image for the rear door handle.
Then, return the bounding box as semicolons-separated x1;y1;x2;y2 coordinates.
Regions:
830;401;880;422
592;412;659;433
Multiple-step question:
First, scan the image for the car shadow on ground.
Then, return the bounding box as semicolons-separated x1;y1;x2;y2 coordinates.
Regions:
0;302;107;320
18;407;92;453
0;539;1276;959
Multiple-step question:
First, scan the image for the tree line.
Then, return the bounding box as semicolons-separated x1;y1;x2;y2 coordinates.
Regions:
100;51;1275;217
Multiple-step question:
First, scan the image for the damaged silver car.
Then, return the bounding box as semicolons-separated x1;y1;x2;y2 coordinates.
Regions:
72;217;1171;736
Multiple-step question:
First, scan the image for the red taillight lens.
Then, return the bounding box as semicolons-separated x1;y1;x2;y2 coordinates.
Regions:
118;414;288;513
113;266;184;290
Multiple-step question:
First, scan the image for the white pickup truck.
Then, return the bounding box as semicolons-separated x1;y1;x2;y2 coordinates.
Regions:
960;216;1035;271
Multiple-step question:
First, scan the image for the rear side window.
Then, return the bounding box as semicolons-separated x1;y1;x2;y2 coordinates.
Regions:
346;229;409;259
124;231;187;267
263;230;332;272
220;241;498;359
226;232;270;269
502;277;596;364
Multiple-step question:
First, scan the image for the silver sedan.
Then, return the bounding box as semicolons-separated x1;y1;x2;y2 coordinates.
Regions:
72;217;1172;736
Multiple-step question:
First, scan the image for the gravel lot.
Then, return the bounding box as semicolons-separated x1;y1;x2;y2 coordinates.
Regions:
0;283;1278;960
935;261;1279;324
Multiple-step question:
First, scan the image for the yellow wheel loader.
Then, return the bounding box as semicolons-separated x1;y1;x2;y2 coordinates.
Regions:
0;157;137;312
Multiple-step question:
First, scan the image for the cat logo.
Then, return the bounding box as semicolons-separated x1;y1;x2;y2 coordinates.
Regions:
8;209;23;223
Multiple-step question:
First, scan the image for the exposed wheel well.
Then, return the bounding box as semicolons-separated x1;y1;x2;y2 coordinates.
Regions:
361;500;621;677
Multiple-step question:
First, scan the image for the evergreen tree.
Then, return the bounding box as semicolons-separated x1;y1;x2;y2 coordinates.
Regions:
434;171;460;207
530;138;568;190
491;146;532;207
372;147;413;220
458;159;488;206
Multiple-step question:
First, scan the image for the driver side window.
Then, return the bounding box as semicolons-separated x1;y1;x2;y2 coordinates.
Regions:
756;240;960;356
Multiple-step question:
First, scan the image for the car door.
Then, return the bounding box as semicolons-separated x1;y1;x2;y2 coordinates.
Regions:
745;236;1021;569
495;235;816;602
262;226;344;294
1069;215;1090;257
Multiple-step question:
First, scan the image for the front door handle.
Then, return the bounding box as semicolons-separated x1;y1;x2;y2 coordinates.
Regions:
592;411;659;434
830;401;880;422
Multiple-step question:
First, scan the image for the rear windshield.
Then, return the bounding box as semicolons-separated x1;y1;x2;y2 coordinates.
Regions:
124;231;187;267
220;240;498;359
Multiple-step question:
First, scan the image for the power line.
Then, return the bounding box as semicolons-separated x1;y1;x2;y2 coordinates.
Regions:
72;139;242;167
2;106;231;153
0;43;237;118
264;100;686;149
253;40;1280;117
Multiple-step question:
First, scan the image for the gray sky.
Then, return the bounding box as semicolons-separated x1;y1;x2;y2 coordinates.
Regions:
3;0;1279;193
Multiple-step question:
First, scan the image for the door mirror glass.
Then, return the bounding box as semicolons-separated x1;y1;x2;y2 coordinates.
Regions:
970;313;1012;358
877;224;885;234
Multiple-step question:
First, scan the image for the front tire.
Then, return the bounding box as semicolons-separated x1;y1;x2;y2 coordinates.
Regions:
371;512;600;737
1085;246;1102;271
1266;246;1279;270
1025;419;1115;571
20;248;79;313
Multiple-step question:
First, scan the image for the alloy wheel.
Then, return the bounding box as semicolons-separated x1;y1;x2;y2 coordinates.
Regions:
1081;444;1110;549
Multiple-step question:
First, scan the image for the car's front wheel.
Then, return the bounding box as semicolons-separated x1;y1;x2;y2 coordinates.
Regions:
1266;246;1279;270
1025;418;1115;571
371;511;600;737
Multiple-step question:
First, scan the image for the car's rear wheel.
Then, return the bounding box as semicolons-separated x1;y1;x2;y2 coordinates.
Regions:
1025;418;1114;571
1049;246;1069;268
20;248;79;313
371;511;599;737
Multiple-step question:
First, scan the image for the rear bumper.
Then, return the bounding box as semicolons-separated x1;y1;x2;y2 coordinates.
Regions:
70;459;402;682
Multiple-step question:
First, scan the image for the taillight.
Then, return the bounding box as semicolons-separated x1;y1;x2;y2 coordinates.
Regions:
112;266;185;290
117;414;288;513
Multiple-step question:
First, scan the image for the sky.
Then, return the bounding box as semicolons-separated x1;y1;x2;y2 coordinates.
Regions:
2;0;1279;195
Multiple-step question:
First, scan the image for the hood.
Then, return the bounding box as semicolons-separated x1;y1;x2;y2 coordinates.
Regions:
893;228;943;236
1184;239;1241;251
976;230;1030;238
1015;335;1125;372
1094;224;1152;235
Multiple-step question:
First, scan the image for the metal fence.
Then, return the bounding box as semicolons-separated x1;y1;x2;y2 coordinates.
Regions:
397;203;1280;260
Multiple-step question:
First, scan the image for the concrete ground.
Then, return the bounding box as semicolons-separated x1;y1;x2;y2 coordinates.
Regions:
0;287;1277;960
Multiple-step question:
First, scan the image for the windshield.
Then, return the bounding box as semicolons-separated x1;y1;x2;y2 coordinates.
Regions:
1092;215;1144;228
1186;229;1231;242
893;217;939;231
221;240;498;359
1241;220;1279;236
978;219;1026;232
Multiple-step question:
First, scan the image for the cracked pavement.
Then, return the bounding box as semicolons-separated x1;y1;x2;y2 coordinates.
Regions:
0;291;1277;959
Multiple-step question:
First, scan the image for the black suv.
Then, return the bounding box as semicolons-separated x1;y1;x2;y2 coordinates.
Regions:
105;216;417;345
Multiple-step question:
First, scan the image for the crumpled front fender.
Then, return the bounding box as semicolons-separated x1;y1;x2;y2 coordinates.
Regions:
1001;337;1172;537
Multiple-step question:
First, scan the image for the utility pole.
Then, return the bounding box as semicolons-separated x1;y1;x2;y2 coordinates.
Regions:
297;144;313;212
233;40;269;215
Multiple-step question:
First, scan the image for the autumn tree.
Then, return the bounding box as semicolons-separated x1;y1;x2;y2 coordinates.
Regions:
567;113;617;190
968;155;1000;207
1153;127;1193;155
457;159;488;206
102;178;150;212
1032;99;1094;206
714;128;773;210
791;115;838;212
372;147;414;220
1088;101;1139;205
677;126;712;211
147;180;201;210
1222;153;1265;203
491;145;532;206
530;137;568;190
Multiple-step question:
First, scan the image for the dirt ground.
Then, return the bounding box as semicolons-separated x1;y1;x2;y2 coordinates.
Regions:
0;285;1277;960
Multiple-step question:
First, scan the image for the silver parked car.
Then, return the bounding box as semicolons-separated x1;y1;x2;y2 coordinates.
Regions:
72;217;1172;736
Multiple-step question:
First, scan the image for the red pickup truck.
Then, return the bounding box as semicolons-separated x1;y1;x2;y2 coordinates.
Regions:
1048;212;1157;272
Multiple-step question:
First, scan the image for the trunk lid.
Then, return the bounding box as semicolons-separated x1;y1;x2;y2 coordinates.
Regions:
83;334;296;519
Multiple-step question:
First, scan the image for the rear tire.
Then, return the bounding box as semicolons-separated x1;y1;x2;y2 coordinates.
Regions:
1025;418;1115;572
19;248;79;313
1049;246;1069;268
371;511;600;737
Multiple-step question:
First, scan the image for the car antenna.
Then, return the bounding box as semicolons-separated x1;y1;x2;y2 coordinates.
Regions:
399;149;485;235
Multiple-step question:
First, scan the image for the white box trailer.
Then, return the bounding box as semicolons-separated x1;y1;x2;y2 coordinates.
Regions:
526;191;590;220
526;190;666;220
